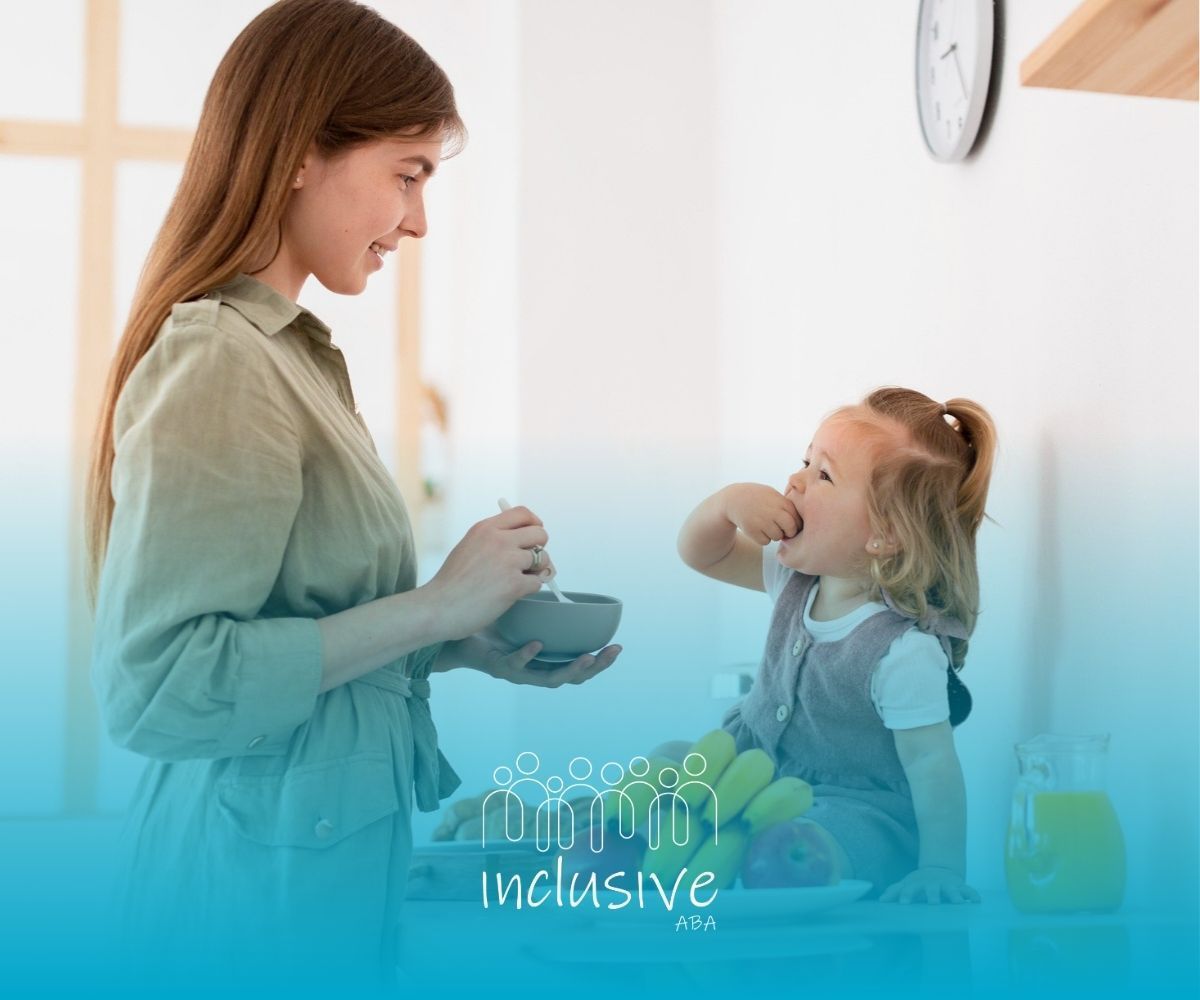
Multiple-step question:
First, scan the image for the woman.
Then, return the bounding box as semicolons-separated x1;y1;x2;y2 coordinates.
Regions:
86;0;619;989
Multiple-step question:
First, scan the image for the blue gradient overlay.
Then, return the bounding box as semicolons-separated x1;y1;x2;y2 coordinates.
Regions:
2;494;1196;998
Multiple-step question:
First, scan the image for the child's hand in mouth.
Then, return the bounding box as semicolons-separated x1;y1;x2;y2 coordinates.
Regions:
722;483;802;545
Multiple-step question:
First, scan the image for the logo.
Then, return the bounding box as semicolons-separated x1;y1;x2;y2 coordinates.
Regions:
476;751;721;921
481;751;723;851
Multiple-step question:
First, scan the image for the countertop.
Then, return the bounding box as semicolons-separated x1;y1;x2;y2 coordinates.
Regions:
395;884;1197;998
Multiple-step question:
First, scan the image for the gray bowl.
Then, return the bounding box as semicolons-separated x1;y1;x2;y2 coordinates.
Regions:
494;591;622;660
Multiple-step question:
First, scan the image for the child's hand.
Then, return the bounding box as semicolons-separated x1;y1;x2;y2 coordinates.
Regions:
722;483;801;545
880;867;981;905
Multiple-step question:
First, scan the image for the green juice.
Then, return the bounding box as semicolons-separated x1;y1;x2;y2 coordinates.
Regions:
1005;790;1125;913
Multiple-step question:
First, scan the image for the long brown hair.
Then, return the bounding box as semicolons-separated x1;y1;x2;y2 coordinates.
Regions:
839;387;998;670
85;0;464;602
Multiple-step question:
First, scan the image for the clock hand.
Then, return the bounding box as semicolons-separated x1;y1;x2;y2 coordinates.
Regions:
950;47;969;99
939;42;957;60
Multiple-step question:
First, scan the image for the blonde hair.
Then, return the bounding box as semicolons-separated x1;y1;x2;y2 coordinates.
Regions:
837;387;997;670
85;0;465;602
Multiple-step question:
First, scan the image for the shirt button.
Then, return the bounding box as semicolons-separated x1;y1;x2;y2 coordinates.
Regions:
792;639;804;656
776;704;790;723
247;735;267;749
314;819;334;841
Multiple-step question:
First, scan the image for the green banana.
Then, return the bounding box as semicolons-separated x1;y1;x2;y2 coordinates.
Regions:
703;748;775;828
688;825;751;890
640;799;705;883
675;729;738;810
741;775;814;836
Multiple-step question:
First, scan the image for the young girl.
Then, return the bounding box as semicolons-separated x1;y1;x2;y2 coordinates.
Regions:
86;0;617;988
675;387;995;904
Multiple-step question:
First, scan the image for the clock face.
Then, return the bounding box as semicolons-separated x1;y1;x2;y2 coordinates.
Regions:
916;0;995;162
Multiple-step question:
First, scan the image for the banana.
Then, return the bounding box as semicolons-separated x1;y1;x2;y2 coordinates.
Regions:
687;825;750;890
741;776;814;836
640;799;705;883
703;748;775;828
675;729;738;810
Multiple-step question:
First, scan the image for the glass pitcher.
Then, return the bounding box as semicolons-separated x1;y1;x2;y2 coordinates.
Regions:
1005;733;1125;913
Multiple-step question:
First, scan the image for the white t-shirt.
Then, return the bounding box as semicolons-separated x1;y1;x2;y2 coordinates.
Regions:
762;544;949;730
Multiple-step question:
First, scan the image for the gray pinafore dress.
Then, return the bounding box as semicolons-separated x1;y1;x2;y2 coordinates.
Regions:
722;571;969;894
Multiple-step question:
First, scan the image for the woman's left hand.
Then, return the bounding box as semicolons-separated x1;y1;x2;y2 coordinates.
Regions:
438;630;621;687
880;867;981;904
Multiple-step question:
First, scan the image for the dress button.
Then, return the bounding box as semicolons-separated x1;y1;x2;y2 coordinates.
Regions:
314;818;334;841
792;639;804;656
776;704;790;723
247;735;267;749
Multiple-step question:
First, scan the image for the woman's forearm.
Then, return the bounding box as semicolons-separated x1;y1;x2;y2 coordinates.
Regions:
906;751;969;875
316;586;447;693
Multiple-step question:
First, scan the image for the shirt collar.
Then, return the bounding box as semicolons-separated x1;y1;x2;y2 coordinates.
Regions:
212;273;334;345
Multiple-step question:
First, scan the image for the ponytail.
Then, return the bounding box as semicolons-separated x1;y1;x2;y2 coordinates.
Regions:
942;397;997;536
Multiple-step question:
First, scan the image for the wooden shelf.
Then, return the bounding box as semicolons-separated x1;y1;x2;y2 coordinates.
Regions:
1021;0;1198;101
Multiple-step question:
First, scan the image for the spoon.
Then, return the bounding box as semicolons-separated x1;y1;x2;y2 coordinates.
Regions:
497;498;571;603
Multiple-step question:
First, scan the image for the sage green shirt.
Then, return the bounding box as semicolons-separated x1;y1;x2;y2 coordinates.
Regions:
91;274;459;974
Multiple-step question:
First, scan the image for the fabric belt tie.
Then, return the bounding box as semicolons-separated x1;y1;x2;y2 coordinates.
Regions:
353;668;462;813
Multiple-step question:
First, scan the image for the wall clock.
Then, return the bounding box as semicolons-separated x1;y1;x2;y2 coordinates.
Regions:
916;0;996;162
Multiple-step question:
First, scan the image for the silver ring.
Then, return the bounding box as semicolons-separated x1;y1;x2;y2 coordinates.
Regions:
528;546;543;572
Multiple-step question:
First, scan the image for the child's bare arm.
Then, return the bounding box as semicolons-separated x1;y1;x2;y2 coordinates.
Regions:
677;484;799;591
883;721;981;904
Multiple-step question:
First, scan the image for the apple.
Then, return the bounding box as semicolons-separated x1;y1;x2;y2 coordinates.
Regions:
559;825;646;890
741;818;842;889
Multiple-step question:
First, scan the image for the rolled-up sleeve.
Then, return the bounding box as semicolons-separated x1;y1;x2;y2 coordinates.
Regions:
92;314;322;761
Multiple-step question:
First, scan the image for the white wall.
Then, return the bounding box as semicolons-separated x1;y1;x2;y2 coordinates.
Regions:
708;0;1198;903
507;0;725;772
420;0;1198;905
407;0;730;841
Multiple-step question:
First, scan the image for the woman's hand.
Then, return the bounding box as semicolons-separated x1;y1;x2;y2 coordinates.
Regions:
438;629;620;688
721;484;801;545
880;867;981;905
422;505;553;640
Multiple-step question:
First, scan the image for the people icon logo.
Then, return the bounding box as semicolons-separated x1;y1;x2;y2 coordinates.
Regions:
478;750;723;913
